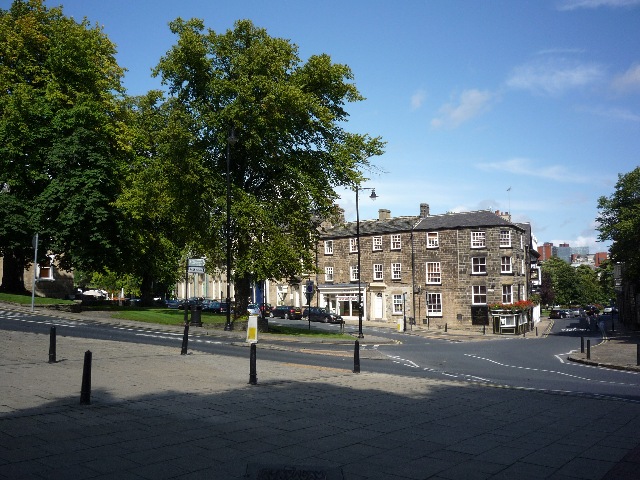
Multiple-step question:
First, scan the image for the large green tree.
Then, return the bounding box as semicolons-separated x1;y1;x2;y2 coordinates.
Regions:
153;19;385;314
597;167;640;282
541;257;578;306
0;0;126;293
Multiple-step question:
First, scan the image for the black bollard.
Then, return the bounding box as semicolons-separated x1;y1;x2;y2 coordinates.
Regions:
444;323;447;332
48;326;56;363
483;325;486;335
80;350;92;405
587;339;591;360
180;322;189;355
536;327;538;337
612;318;615;332
353;340;360;373
637;344;639;367
249;343;257;385
581;336;584;353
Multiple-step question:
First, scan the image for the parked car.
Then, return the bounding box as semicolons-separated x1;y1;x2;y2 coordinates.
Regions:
259;303;273;316
569;307;584;318
271;305;303;320
585;305;600;316
549;308;568;319
202;300;222;313
603;307;618;314
247;304;260;315
178;297;203;310
302;307;343;324
165;299;181;309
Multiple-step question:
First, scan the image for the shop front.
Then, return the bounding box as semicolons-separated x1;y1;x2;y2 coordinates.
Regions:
316;283;366;320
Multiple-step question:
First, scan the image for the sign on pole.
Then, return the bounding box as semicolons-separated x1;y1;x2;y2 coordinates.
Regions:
188;266;205;274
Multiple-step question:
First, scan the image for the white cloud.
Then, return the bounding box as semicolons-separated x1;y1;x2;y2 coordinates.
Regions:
410;89;427;110
557;0;640;10
578;104;640;122
506;58;605;95
430;89;493;129
476;157;592;183
612;64;640;93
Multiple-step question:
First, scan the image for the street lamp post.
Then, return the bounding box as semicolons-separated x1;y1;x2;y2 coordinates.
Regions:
224;128;238;331
355;186;377;339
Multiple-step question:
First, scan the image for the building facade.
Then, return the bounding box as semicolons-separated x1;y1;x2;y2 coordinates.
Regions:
316;205;537;330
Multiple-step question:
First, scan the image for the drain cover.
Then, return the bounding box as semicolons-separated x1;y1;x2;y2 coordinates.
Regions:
245;464;345;480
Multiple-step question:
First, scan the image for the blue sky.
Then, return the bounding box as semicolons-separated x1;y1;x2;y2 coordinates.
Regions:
24;0;640;253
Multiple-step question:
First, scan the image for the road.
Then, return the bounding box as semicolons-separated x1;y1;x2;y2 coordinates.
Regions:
2;308;638;403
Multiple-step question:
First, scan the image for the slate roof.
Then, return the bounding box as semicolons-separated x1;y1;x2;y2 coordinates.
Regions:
414;210;525;232
319;209;525;239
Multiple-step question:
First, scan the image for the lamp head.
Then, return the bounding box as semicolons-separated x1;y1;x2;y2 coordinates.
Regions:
228;128;238;145
369;188;378;201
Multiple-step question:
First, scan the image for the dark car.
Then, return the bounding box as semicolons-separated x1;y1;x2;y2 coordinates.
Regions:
585;305;600;316
165;299;181;309
549;308;567;319
202;300;222;313
178;297;203;310
303;307;343;324
259;303;273;316
271;305;303;320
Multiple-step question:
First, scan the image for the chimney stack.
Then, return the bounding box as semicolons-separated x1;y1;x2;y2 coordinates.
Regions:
378;209;391;221
420;203;430;218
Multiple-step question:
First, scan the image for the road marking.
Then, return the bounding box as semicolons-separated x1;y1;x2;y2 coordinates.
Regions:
465;354;639;385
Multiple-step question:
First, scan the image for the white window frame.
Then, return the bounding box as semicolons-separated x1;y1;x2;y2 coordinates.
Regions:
373;263;383;281
349;238;358;253
350;265;359;281
427;232;439;249
471;231;486;248
325;266;334;282
392;294;403;314
502;285;513;304
472;285;487;305
391;263;402;280
472;257;487;275
501;256;512;273
37;256;54;280
426;262;441;284
324;240;333;255
426;292;442;316
391;234;401;250
499;230;511;247
372;236;382;251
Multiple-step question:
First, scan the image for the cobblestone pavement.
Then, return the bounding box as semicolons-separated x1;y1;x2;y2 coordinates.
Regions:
1;304;639;479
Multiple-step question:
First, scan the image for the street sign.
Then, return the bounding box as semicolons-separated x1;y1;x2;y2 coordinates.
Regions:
188;258;205;267
188;266;205;274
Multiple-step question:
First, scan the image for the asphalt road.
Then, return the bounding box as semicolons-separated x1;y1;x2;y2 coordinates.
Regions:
2;308;639;403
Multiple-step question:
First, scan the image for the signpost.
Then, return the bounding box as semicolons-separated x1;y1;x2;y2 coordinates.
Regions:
305;280;314;331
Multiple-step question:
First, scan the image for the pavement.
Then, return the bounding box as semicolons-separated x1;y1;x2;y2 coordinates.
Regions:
1;303;639;479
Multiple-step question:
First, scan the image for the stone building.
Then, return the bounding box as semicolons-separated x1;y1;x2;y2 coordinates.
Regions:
315;204;537;330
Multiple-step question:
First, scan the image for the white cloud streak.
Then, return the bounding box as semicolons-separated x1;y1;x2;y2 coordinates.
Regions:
612;64;640;93
411;89;427;110
476;157;592;183
431;89;493;129
506;58;605;95
557;0;640;10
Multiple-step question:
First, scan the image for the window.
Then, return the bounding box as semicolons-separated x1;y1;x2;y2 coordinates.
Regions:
472;257;486;274
472;285;487;304
350;265;359;281
427;232;439;248
393;294;403;314
372;236;382;251
426;293;442;315
324;240;333;255
373;264;383;281
499;230;511;247
38;256;54;280
391;263;402;280
471;231;486;248
501;256;512;273
502;285;513;304
349;238;358;253
426;262;441;284
325;266;334;282
391;234;401;250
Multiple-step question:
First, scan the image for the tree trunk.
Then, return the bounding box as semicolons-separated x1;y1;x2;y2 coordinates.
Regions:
234;273;252;320
140;274;155;306
0;249;28;294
